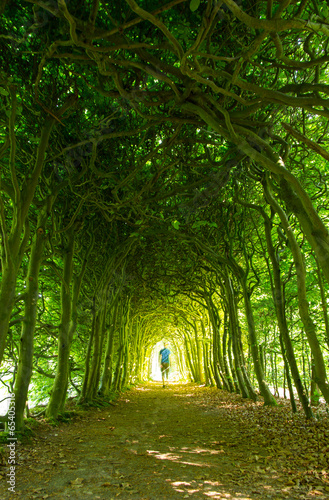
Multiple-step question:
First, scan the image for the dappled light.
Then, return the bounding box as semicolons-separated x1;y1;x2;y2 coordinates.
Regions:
4;384;328;499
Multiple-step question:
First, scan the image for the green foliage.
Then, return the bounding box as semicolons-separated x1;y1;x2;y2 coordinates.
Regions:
190;0;201;12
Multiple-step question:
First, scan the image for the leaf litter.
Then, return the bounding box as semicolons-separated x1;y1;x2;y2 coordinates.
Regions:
1;383;329;499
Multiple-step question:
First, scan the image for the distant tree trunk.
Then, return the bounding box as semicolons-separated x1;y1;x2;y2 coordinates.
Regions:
113;336;130;393
193;320;204;383
112;299;130;392
224;275;250;398
200;319;213;386
128;319;138;384
206;295;229;390
139;339;147;381
227;328;239;393
238;328;258;401
133;319;147;383
121;339;130;389
184;332;198;382
222;310;235;392
80;296;96;401
210;320;223;389
99;300;119;396
84;306;106;400
174;339;185;380
270;352;279;397
120;302;131;390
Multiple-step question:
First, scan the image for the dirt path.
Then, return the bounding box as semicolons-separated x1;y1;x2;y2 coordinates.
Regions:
1;383;329;499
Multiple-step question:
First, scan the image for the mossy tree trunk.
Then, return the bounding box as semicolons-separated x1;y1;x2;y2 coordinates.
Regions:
315;259;329;350
99;299;119;396
223;274;250;398
84;305;106;401
263;205;312;417
80;296;96;401
112;298;130;392
222;310;235;392
119;300;131;390
206;294;229;390
0;92;76;367
264;176;329;405
130;317;146;384
237;197;313;416
182;102;329;288
279;331;297;413
46;228;75;419
200;318;213;386
193;319;204;384
228;253;276;405
14;200;54;430
183;330;198;382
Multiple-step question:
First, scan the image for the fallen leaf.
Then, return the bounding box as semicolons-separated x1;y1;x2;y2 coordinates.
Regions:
70;478;84;485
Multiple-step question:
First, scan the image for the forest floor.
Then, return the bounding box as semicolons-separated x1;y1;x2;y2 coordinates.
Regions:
1;382;329;500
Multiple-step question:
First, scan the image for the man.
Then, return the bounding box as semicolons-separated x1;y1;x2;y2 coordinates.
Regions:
159;342;170;388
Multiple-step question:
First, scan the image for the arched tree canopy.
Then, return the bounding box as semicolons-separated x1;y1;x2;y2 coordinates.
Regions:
1;0;329;428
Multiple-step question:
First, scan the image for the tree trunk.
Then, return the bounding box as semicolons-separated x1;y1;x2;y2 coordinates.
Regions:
84;311;103;400
99;300;118;396
278;177;329;287
264;177;329;405
0;95;75;367
14;204;50;429
227;327;239;393
253;201;314;417
224;275;250;398
238;327;258;402
222;311;235;392
184;333;198;382
315;259;329;349
46;229;75;419
200;319;213;386
239;274;276;405
207;296;229;390
183;101;329;287
310;359;320;406
193;320;204;383
279;332;297;413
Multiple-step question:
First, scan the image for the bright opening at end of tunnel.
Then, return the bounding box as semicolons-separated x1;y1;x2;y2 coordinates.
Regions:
149;341;188;383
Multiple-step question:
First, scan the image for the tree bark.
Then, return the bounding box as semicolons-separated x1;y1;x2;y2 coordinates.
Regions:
229;256;275;405
0;95;76;366
264;176;329;405
14;203;50;429
224;274;250;398
46;228;75;419
99;300;119;396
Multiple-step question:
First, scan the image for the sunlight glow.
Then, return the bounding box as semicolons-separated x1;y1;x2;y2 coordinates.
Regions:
146;449;212;468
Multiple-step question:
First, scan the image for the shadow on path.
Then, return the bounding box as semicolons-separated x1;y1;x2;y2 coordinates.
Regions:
1;382;329;499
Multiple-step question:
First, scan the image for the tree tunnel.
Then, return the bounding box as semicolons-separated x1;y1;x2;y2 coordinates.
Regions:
1;0;329;431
